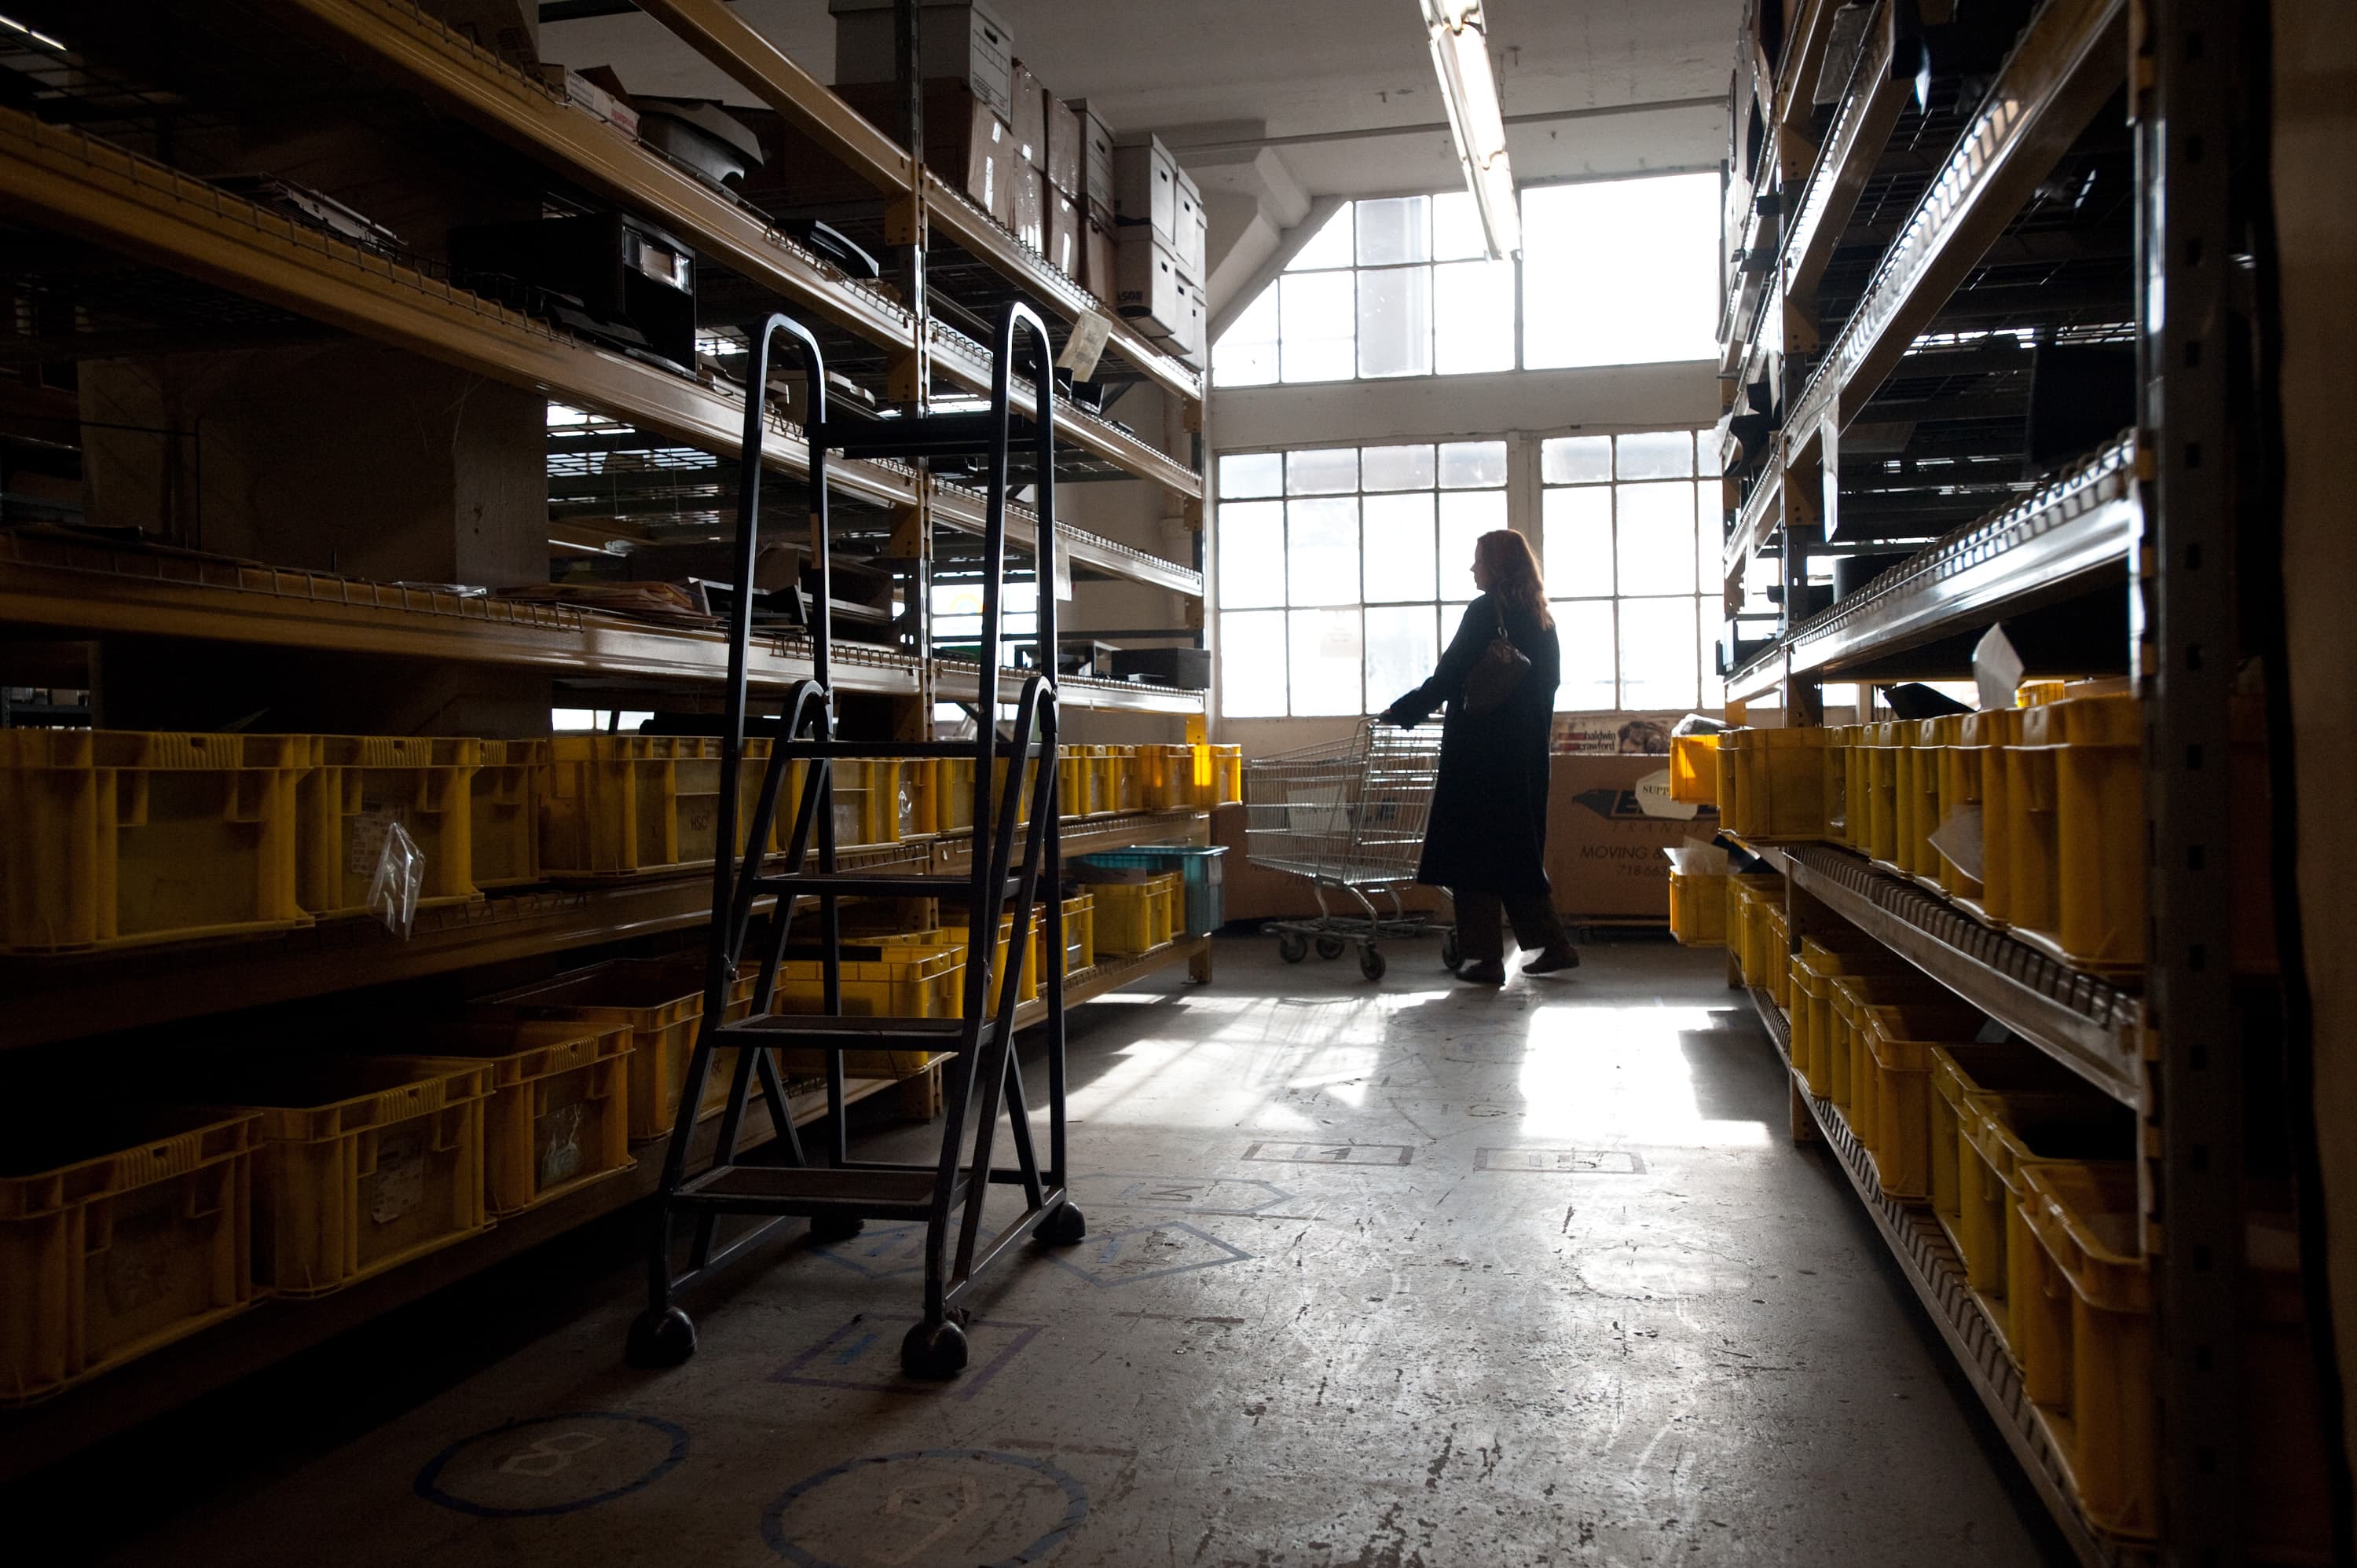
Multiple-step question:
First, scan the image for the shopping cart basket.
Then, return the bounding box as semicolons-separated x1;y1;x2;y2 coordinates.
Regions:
1243;720;1454;980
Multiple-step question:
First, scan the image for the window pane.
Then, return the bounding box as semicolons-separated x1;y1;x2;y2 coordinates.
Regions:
1432;189;1485;261
1541;435;1612;484
1554;600;1617;711
1278;271;1354;383
1619;596;1699;711
1542;485;1612;595
1357;266;1433;378
1522;173;1720;368
1616;430;1695;479
1287;203;1354;270
1286;496;1359;606
1696;480;1723;588
1699;598;1725;710
1356;196;1431;266
1364;605;1439;713
1433;258;1516;375
1217;500;1285;607
1441;600;1474;647
1360;443;1436;491
1616;481;1699;595
1362;493;1438;602
1219;451;1283;499
1288;608;1364;716
1211;283;1278;387
1285;447;1357;494
1220;610;1288;717
1438;490;1506;592
1438;439;1508;488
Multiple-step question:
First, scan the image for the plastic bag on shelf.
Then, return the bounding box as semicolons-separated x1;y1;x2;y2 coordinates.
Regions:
365;820;425;939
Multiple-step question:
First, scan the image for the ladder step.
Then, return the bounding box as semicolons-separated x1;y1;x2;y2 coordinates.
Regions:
673;1163;948;1218
713;1015;979;1050
750;873;1029;898
819;412;1042;460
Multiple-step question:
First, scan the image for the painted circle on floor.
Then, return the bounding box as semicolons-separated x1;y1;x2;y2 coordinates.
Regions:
414;1411;688;1519
761;1448;1088;1568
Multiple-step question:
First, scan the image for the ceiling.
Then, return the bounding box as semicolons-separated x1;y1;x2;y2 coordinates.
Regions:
542;0;1739;195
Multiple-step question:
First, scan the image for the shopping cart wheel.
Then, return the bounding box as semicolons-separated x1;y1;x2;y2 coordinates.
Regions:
1314;934;1346;961
1358;946;1387;981
1277;932;1309;963
1439;930;1461;968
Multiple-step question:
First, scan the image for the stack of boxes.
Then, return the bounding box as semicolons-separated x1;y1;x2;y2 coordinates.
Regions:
825;1;1204;365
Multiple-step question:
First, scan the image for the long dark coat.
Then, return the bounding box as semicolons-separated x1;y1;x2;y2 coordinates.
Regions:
1384;594;1561;899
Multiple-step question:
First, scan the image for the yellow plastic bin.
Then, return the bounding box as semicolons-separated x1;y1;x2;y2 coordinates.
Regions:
1106;746;1144;812
1669;733;1719;805
1763;905;1793;1012
1094;874;1178;956
1827;971;1963;1119
1728;874;1783;987
1745;727;1838;839
537;735;777;877
200;1057;493;1298
2007;694;2143;970
383;1019;635;1218
1926;1044;2095;1261
771;942;963;1075
1954;1088;2135;1338
1138;744;1193;811
1856;1002;1985;1200
1211;745;1244;804
889;914;1036;1015
1857;721;1912;868
296;735;484;919
470;738;547;888
1668;870;1728;947
1942;709;2021;910
1;1107;261;1405
0;730;313;953
1787;940;1911;1096
1896;716;1955;885
475;958;756;1143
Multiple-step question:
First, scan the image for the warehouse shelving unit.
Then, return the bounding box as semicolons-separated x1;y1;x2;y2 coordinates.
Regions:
0;0;1215;1446
1716;0;2297;1562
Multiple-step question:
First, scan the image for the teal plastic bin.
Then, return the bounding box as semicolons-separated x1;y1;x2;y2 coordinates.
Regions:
1078;847;1226;936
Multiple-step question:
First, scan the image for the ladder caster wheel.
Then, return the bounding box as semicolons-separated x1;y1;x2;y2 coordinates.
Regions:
1034;1202;1087;1245
1440;930;1461;968
625;1306;697;1369
900;1317;970;1379
1314;935;1345;961
1277;932;1308;963
808;1212;865;1244
1359;946;1387;982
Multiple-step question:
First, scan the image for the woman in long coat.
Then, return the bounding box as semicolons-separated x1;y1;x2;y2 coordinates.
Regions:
1380;529;1577;985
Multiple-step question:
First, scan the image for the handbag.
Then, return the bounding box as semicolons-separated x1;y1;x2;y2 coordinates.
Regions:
1463;610;1530;716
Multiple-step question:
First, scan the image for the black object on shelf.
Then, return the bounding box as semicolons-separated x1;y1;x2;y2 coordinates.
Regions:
1882;681;1972;720
779;218;881;280
452;211;698;373
1110;647;1211;691
635;97;766;190
214;175;403;258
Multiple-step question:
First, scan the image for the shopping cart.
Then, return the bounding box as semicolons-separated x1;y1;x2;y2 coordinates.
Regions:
1243;720;1454;980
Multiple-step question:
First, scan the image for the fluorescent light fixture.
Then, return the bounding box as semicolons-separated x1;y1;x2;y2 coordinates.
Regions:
1419;0;1519;260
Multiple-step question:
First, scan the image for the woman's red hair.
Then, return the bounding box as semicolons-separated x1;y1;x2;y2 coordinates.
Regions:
1476;529;1552;628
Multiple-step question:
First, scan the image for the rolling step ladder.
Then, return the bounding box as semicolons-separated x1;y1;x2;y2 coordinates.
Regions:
625;302;1080;1379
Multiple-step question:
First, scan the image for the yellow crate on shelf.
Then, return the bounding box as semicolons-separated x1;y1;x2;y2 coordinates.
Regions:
771;943;963;1075
1895;716;1956;884
1043;892;1095;976
885;916;1038;1015
1728;873;1782;987
205;1057;493;1298
1668;733;1719;805
1;1108;260;1405
295;735;483;919
1854;1002;1984;1200
1763;905;1792;1011
911;757;977;837
475;958;755;1143
1667;870;1727;946
0;729;311;954
1952;1087;2135;1337
1827;971;1962;1117
384;1019;635;1218
1941;709;2022;910
1211;744;1243;804
988;754;1040;824
470;738;546;888
1854;721;1912;866
537;735;778;877
2004;694;2143;971
1108;746;1144;811
1093;874;1177;956
1719;727;1836;840
1787;943;1914;1098
1837;725;1871;851
1925;1043;2093;1258
1056;746;1090;820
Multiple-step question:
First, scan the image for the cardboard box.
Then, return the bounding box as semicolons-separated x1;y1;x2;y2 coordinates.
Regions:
1045;185;1080;277
423;0;537;70
1068;97;1116;222
1046;95;1081;194
1542;755;1721;921
830;0;1013;122
539;64;638;138
1081;214;1117;308
817;81;1010;224
1115;230;1183;335
1009;59;1047;170
1113;133;1178;244
1174;167;1205;281
1010;162;1046;255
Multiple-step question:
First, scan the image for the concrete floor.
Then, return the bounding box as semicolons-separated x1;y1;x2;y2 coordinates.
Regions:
46;937;2070;1566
